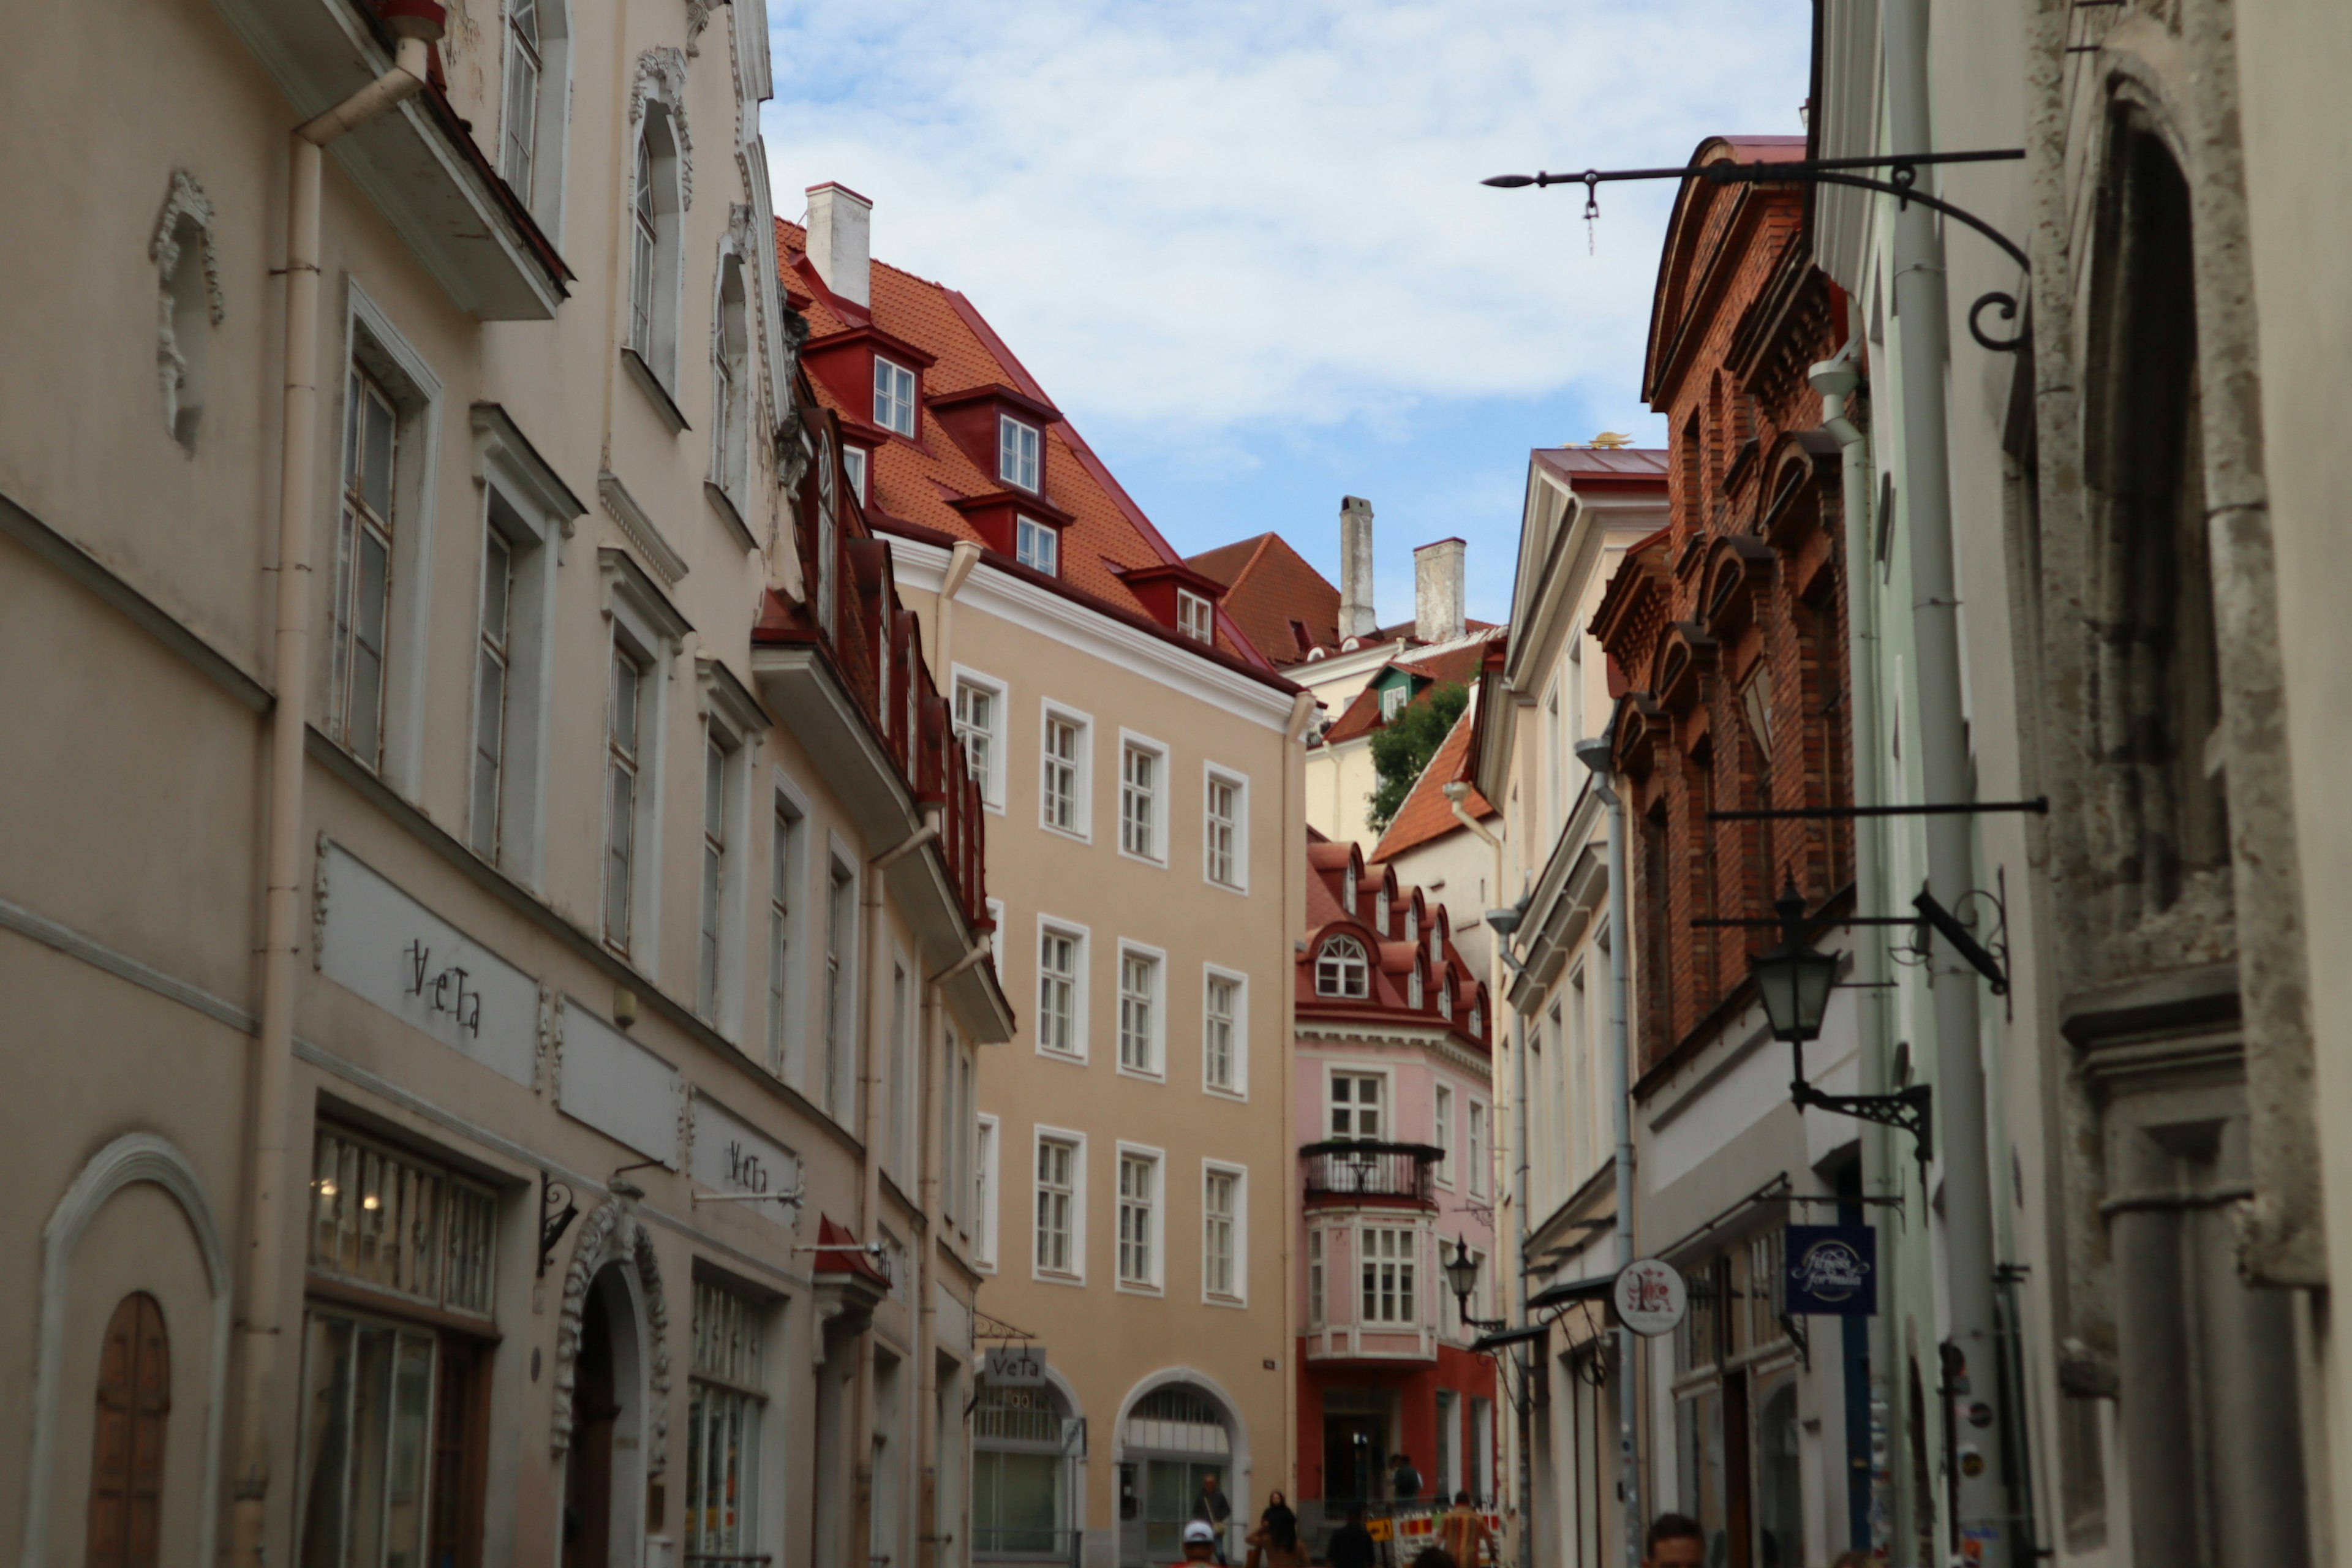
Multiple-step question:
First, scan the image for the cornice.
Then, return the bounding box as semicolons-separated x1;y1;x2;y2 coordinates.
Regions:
1295;1020;1491;1078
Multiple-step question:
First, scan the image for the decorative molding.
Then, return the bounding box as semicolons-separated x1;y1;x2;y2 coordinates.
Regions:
536;984;562;1097
313;830;332;970
24;1134;232;1568
472;402;588;538
598;472;692;586
151;170;224;440
627;47;693;209
677;1080;696;1172
684;0;717;55
551;1197;673;1472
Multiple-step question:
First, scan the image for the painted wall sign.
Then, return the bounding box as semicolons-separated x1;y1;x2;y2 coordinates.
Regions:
1784;1224;1878;1316
1612;1258;1688;1336
690;1095;801;1224
559;999;683;1167
317;841;537;1087
985;1344;1048;1387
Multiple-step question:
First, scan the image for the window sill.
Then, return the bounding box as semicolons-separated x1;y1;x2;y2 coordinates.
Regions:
1115;1280;1164;1298
1207;876;1250;897
1036;1044;1088;1066
1205;1293;1248;1310
1202;1083;1248;1104
1033;1270;1085;1288
622;347;691;434
1116;845;1169;870
1039;820;1091;845
705;480;757;552
1115;1061;1167;1085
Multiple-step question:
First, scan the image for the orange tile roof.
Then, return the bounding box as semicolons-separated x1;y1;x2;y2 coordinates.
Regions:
777;219;1284;683
1319;630;1505;747
1370;699;1493;861
1185;532;1342;665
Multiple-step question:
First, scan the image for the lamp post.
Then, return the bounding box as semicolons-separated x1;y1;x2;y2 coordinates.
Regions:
1447;1236;1506;1332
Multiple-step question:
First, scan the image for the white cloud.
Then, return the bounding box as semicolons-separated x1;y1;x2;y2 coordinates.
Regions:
760;0;1809;445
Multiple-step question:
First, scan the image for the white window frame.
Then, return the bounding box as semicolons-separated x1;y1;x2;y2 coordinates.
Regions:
1201;965;1248;1100
1381;683;1408;722
873;355;917;437
707;249;752;524
1307;1226;1326;1328
1117;731;1169;865
842;445;869;505
1031;1126;1087;1284
766;774;810;1084
888;949;914;1182
685;1276;772;1568
953;666;1008;810
986;897;1006;979
1033;915;1090;1063
1038;700;1092;840
1359;1222;1419;1326
598;549;690;964
1016;516;1059;576
500;0;571;237
1325;1064;1392;1142
693;661;769;1040
1202;1161;1247;1306
1115;940;1167;1080
1176;589;1214;644
822;838;861;1126
1315;934;1370;999
1433;1084;1455;1189
1114;1142;1164;1294
625;92;686;398
973;1114;1000;1272
1468;1099;1490;1200
998;414;1041;491
1202;764;1250;893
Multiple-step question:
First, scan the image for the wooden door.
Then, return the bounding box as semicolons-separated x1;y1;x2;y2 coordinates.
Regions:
88;1292;170;1568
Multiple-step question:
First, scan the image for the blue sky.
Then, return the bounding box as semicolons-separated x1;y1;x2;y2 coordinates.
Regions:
759;0;1812;624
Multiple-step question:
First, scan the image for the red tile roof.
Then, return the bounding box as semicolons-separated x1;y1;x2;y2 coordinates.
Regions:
1318;630;1505;747
1295;834;1490;1050
1185;532;1343;665
1370;699;1493;861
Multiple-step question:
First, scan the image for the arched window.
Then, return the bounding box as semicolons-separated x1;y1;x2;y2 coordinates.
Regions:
1408;961;1424;1010
152;173;222;450
627;97;683;387
1316;936;1369;999
710;253;749;508
973;1381;1074;1556
87;1293;169;1568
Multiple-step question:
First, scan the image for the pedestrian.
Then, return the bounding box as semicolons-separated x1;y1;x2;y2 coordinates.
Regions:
1389;1452;1423;1506
1409;1548;1457;1568
1641;1513;1706;1568
1177;1521;1222;1568
1192;1470;1235;1564
1244;1491;1306;1568
1326;1505;1378;1568
1439;1492;1490;1568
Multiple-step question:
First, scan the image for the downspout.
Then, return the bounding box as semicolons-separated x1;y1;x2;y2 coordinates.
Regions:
916;983;943;1568
1882;0;2018;1559
1281;690;1316;1513
1487;914;1536;1568
231;12;440;1567
1813;344;1895;1558
931;539;982;675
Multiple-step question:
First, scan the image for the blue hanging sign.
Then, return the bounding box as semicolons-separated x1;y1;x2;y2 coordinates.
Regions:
1784;1224;1877;1316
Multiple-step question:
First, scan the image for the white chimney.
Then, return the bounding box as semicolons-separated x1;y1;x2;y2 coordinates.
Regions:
1339;496;1376;642
804;182;873;307
1414;537;1466;644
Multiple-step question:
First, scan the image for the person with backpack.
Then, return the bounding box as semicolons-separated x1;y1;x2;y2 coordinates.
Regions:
1388;1453;1423;1507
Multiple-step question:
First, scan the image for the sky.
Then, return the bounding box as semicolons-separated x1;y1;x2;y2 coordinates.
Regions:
759;0;1813;625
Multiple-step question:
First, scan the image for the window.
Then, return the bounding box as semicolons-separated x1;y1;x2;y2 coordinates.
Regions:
1204;971;1242;1093
1118;946;1161;1075
698;733;728;1019
974;1117;1000;1269
1308;1230;1325;1327
500;0;542;201
842;445;869;505
1360;1226;1417;1325
1468;1102;1488;1199
1381;684;1408;722
87;1293;169;1568
1037;924;1083;1058
1204;1167;1241;1302
1120;740;1162;859
767;801;799;1077
1406;903;1419;944
1330;1072;1384;1140
1041;710;1086;834
710;256;750;510
974;1382;1071;1556
469;530;514;861
1433;1085;1454;1183
999;415;1041;491
686;1280;766;1568
824;858;856;1122
874;356;917;437
1017;517;1058;576
1436;1390;1460;1502
1177;589;1214;644
1409;963;1424;1010
1035;1136;1079;1277
1117;1150;1159;1288
890;960;913;1177
307;1129;496;1314
1204;770;1245;889
603;645;645;952
1316;936;1370;999
332;365;399;769
955;675;1005;807
630;139;657;360
952;1044;976;1230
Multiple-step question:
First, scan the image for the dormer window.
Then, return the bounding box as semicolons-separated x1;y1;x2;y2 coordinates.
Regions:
999;416;1041;491
1016;516;1058;576
1381;685;1408;722
1316;937;1370;999
843;447;869;505
874;356;917;437
1177;590;1213;644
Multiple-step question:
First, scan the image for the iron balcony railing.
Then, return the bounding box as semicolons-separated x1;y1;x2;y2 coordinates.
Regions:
1300;1140;1444;1207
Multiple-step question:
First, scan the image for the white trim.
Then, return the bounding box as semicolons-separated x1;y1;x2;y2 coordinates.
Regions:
885;537;1297;731
1201;761;1251;895
1113;938;1168;1082
1321;1060;1396;1143
1466;1096;1491;1200
767;767;813;1087
1111;1369;1253;1530
1031;1123;1088;1286
984;896;1006;979
598;468;692;584
1115;728;1170;867
951;664;1009;812
1038;698;1093;842
1433;1081;1457;1191
1200;1159;1248;1308
601;550;688;965
1033;913;1091;1064
23;1134;232;1568
1200;964;1249;1101
1113;1140;1166;1295
973;1113;1001;1272
821;832;861;1126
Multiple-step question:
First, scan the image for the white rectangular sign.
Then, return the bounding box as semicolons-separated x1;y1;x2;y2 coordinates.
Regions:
986;1345;1049;1387
691;1096;801;1224
317;842;538;1088
559;999;682;1167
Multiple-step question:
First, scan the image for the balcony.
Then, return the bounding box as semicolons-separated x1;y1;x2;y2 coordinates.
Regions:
1300;1140;1442;1210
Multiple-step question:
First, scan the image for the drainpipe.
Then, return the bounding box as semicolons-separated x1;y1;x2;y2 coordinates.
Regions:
1882;0;2016;1560
230;11;441;1567
1573;735;1638;1568
931;540;982;674
1485;909;1535;1568
1812;344;1896;1558
916;983;943;1568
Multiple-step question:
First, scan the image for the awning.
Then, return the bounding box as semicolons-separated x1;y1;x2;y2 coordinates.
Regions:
1470;1323;1551;1353
1528;1274;1615;1311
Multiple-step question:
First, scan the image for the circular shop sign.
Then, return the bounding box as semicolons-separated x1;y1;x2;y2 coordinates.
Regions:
1613;1258;1689;1337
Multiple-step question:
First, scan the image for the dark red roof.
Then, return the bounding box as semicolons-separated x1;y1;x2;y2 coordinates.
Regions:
1319;630;1504;747
1186;532;1343;664
1296;837;1489;1050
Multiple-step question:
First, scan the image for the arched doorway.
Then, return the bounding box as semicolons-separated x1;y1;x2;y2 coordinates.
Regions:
563;1270;634;1568
554;1203;668;1568
973;1377;1080;1563
1118;1382;1241;1568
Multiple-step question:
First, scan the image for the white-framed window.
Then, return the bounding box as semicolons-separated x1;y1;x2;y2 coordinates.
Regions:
873;356;918;436
1116;1146;1162;1291
1433;1084;1454;1187
598;548;688;959
1409;962;1425;1011
999;415;1041;491
986;896;1006;977
1035;919;1087;1060
709;253;750;514
1545;681;1563;839
1117;943;1164;1077
1308;1228;1325;1327
951;1040;976;1232
1017;516;1059;576
1468;1101;1489;1199
842;445;868;505
1329;1070;1385;1140
1118;734;1167;862
500;0;545;198
1202;968;1246;1096
331;368;402;772
824;851;858;1124
1177;589;1214;644
1040;704;1090;837
686;1277;768;1568
628;100;684;388
1381;684;1408;722
604;643;647;954
470;527;516;862
1360;1225;1417;1325
973;1114;1000;1270
694;665;766;1039
1406;903;1420;944
1315;935;1370;998
1203;1163;1245;1305
1033;1129;1084;1282
499;0;569;230
954;671;1006;808
767;791;803;1079
889;957;914;1180
698;730;731;1019
1204;766;1248;891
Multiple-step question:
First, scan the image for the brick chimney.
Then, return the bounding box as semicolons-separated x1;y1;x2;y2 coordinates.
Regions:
805;182;873;307
1414;537;1466;644
1339;496;1376;642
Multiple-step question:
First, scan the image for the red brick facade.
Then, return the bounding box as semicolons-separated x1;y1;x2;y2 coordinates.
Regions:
1591;137;1854;1074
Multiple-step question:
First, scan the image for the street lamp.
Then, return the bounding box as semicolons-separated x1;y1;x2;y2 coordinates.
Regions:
1447;1236;1507;1333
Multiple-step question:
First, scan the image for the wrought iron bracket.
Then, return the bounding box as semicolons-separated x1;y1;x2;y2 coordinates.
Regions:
537;1170;579;1278
1485;150;2033;352
1795;1079;1936;1168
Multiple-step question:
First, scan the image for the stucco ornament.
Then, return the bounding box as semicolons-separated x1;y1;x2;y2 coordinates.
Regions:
151;170;225;438
550;1196;671;1472
627;47;693;209
684;0;717;54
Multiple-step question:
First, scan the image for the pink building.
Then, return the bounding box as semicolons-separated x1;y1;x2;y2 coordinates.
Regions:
1294;834;1501;1539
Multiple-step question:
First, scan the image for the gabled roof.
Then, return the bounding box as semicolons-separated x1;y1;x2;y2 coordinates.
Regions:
1370;696;1493;861
1319;628;1505;747
1186;532;1343;665
1297;832;1490;1051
